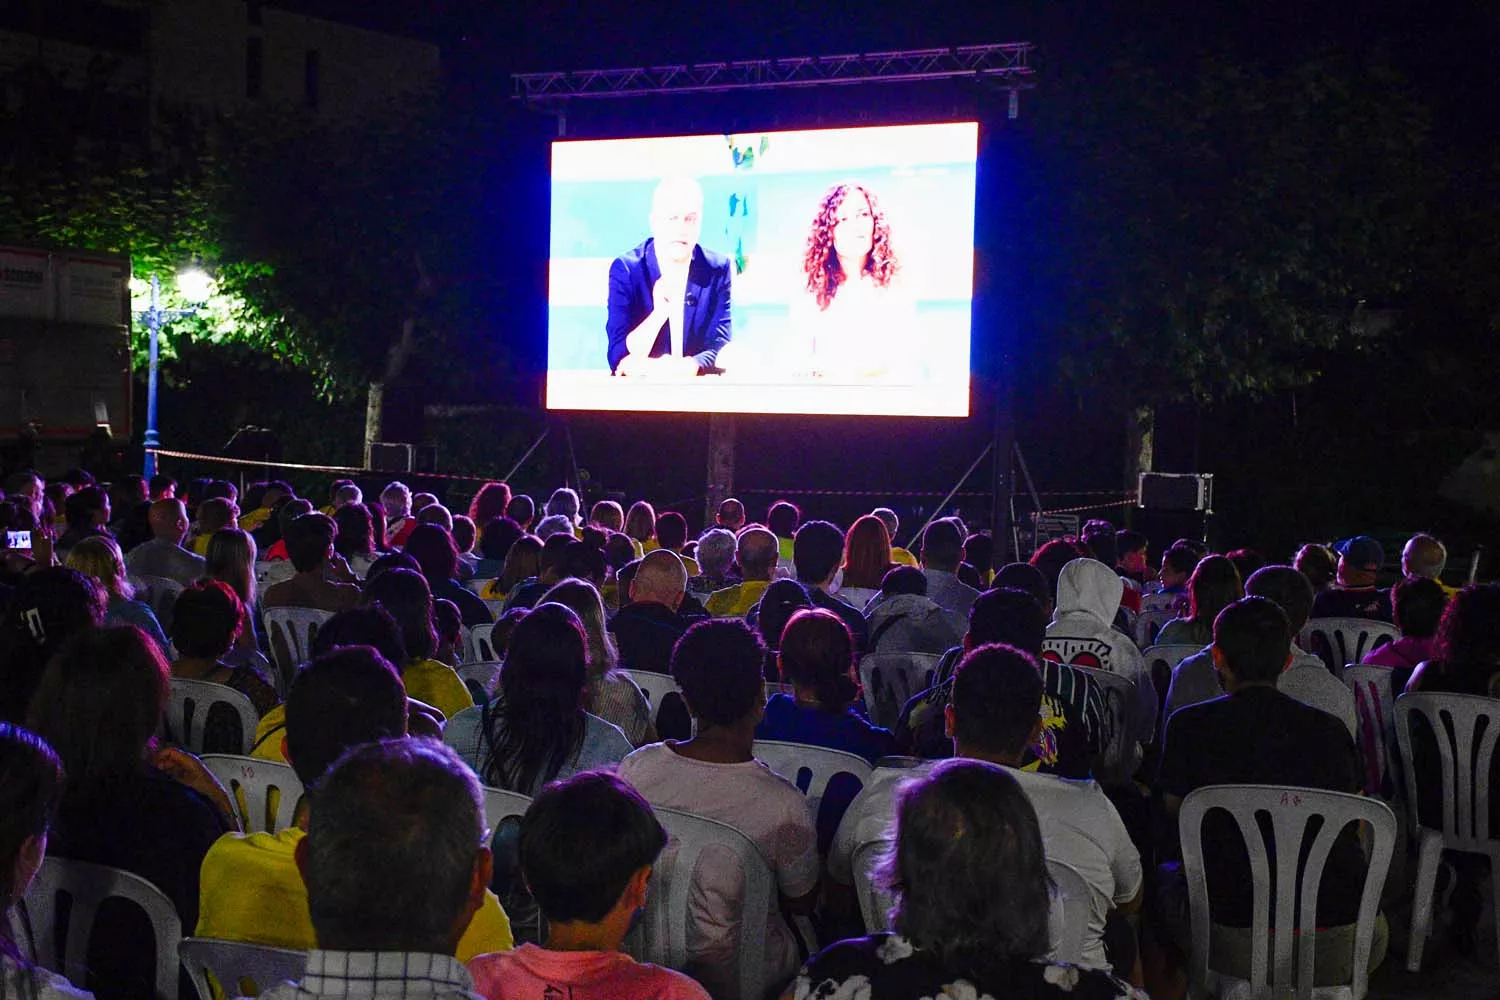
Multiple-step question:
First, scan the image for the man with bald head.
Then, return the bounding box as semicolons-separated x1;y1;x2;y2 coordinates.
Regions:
609;549;705;675
606;175;732;377
1402;533;1456;596
126;497;205;586
706;526;779;618
715;497;746;532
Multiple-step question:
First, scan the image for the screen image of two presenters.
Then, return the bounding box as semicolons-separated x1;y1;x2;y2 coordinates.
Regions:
545;122;979;417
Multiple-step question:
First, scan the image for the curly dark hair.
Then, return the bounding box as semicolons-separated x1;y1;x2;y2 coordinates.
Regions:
802;182;900;310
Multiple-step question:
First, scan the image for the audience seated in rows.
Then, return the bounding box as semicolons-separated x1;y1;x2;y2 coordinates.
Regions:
687;527;737;600
198;646;513;964
263;514;360;613
406;523;493;626
749;520;870;650
64;536;171;652
618;619;820;996
361;568;473;720
1361;576;1445;685
897;585;1106;780
542;578;654;745
1311;534;1393;621
447;603;632;795
1405;581;1500;697
1153;554;1242;649
1045;557;1155;775
124;498;205;586
706;527;779;617
838;514;895;610
611;549;704;675
833;645;1143;978
28;626;231;998
0;723;92;1000
1140;542;1196;618
471;771;711;1000
865;566;966;656
169;580;279;743
1157;596;1379;985
756;608;894;764
913;517;980;620
257;739;498;1000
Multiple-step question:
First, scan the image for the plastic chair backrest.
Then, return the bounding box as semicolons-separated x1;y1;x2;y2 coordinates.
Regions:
483;598;506;620
23;856;183;1000
632;805;773;1000
1059;662;1137;784
481;785;533;826
136;574;186;631
858;652;942;729
166;678;260;755
253;561;294;590
180;937;306;1000
1133;609;1176;650
1394;692;1500;849
458;661;503;703
1178;784;1395;1000
1343;666;1398;798
622;669;692;740
850;837;894;933
467;623;497;663
261;607;333;686
1299;618;1399;677
752;740;874;853
1045;858;1092;968
201;754;304;834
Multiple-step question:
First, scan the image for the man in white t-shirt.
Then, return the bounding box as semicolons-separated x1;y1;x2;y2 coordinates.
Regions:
830;643;1143;976
617;619;818;998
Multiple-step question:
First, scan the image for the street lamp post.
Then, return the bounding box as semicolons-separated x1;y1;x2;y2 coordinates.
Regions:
137;269;210;479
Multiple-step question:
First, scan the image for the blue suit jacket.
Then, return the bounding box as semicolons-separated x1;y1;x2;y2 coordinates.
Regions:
605;238;732;372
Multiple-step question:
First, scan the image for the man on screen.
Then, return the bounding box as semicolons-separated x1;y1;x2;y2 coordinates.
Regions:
606;177;732;376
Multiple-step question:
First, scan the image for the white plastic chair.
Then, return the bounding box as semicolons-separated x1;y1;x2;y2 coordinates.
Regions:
1299;618;1399;678
166;678;260;755
858;652;942;729
1134;609;1176;650
1343;666;1398;799
1061;662;1143;786
261;606;333;686
1144;643;1203;737
850;836;895;933
1179;784;1395;1000
483;598;506;620
480;785;533;826
752;740;874;848
200;754;304;835
1046;858;1093;968
467;623;498;663
136;574;186;631
630;805;774;1000
1393;692;1500;972
623;668;691;737
458;661;503;701
253;560;294;590
180;937;306;1000
22;856;183;1000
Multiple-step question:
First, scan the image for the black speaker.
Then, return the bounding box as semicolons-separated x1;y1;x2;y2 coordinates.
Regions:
1138;473;1213;512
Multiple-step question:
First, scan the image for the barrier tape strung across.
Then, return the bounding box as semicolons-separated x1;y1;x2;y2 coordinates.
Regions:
145;447;500;484
738;488;992;499
1033;496;1138;517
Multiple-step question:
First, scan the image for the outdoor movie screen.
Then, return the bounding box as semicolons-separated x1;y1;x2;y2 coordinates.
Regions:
545;122;978;417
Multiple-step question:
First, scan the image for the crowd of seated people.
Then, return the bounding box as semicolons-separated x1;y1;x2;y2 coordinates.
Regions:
0;466;1496;999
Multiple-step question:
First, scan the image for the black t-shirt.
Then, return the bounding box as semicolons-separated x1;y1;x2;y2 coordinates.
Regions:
1310;587;1393;623
1158;686;1363;928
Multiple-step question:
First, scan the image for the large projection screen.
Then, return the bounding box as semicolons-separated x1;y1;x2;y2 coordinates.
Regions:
546;122;978;417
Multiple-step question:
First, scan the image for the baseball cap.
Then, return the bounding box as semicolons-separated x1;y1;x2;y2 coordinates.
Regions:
1335;535;1384;571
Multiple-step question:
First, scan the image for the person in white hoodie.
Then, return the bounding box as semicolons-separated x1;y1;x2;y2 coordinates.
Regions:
1044;557;1156;782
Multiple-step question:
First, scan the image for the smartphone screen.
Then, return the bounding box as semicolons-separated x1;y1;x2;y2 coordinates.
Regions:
5;530;31;555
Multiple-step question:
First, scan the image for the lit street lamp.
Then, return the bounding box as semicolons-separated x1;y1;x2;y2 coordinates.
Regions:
138;268;213;478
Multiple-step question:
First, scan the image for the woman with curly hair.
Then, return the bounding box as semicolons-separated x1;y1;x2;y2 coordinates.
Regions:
795;181;913;380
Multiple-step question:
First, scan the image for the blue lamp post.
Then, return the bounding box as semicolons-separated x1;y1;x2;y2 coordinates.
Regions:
139;268;212;478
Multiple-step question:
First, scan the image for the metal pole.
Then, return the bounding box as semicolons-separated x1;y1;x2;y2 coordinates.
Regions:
143;273;161;479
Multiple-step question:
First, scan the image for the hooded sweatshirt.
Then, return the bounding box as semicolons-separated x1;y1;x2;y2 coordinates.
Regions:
1045;558;1157;781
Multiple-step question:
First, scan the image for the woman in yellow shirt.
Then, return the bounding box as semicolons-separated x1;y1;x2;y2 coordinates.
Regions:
361;568;473;720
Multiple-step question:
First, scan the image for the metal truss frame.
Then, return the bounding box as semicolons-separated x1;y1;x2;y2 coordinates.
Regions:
513;43;1034;105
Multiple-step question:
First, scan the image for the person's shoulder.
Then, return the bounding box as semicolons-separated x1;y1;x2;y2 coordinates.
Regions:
614;238;652;267
696;244;732;273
